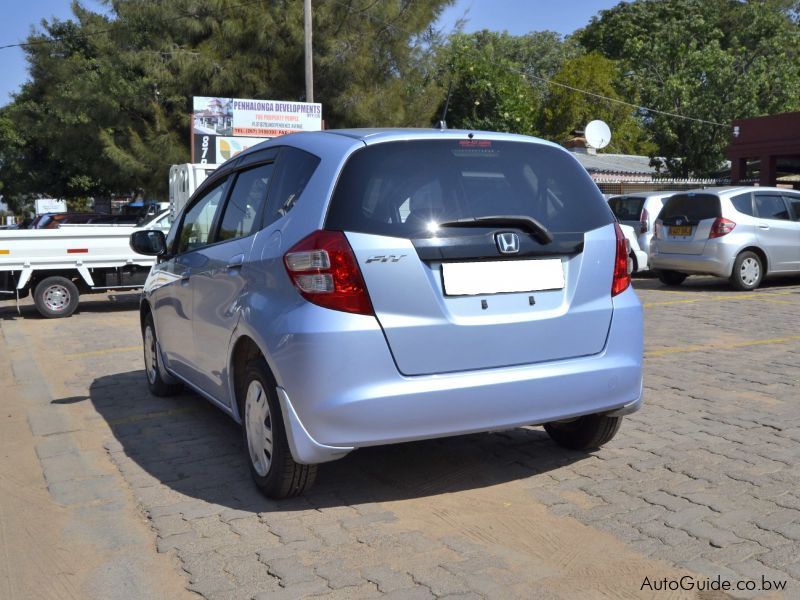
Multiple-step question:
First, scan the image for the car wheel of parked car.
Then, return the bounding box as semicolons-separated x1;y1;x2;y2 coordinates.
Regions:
142;312;183;397
33;276;80;318
240;358;316;498
730;251;763;291
628;252;638;274
544;413;622;450
657;270;687;287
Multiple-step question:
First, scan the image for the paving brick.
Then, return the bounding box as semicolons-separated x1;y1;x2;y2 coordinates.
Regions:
362;565;415;593
264;556;319;586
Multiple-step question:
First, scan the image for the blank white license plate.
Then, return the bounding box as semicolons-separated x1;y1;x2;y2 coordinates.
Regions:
442;259;565;296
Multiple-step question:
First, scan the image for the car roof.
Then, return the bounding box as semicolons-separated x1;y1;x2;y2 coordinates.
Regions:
233;127;566;161
677;186;796;196
609;191;679;200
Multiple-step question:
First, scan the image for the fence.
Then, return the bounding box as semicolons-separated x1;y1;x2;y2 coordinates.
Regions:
593;178;759;196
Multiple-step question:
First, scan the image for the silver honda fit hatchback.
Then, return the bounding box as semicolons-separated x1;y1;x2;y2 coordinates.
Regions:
650;187;800;290
131;129;643;498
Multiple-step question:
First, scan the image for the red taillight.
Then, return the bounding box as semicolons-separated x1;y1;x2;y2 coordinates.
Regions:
283;230;373;315
709;217;736;239
612;223;631;297
639;208;649;234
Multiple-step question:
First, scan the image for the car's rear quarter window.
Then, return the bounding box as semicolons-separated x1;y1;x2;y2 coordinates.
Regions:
325;140;613;237
730;193;754;216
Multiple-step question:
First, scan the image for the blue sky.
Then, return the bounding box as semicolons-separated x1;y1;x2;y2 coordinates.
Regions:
0;0;621;106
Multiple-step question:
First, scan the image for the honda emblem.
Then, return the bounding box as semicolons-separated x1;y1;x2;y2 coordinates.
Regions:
495;232;520;254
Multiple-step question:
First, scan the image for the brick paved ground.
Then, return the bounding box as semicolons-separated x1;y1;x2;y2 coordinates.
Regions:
2;274;799;599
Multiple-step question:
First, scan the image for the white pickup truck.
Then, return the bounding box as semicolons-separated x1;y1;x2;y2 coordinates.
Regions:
1;164;220;318
0;211;172;318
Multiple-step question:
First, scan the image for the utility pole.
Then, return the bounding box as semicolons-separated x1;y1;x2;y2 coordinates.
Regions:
304;0;313;103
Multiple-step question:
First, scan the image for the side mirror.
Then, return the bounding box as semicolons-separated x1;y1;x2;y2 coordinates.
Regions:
130;229;167;256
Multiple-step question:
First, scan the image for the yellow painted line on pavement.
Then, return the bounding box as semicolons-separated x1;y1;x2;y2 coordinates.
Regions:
72;345;141;358
109;407;200;427
643;291;795;308
645;335;800;358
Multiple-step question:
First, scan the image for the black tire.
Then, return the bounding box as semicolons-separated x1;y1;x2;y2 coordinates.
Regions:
142;312;183;397
33;276;80;318
657;270;687;287
239;358;316;498
544;414;623;451
729;250;763;291
628;252;638;274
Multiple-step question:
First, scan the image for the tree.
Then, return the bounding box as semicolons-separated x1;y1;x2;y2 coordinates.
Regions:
0;0;455;203
539;52;655;155
438;32;540;134
436;30;583;134
579;0;800;176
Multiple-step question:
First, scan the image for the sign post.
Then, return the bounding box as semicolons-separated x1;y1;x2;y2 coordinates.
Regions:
191;97;323;164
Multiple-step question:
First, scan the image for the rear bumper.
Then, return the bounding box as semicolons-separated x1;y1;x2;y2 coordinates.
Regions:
650;238;738;277
272;287;643;464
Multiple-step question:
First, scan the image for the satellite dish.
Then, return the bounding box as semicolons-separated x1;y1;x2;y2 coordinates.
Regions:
585;120;611;149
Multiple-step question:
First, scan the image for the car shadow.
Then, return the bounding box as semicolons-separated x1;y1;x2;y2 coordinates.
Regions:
0;293;140;320
83;371;591;512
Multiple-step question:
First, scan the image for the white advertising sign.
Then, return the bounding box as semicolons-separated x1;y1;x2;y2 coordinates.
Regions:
230;99;322;137
35;198;67;214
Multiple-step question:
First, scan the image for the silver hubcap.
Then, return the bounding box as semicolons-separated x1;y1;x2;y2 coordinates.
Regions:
43;284;70;311
245;380;273;477
144;325;157;384
740;257;760;286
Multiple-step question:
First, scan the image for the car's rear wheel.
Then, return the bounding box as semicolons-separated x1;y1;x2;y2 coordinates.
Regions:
544;414;622;450
33;276;80;318
142;312;183;397
240;358;316;498
730;251;763;291
657;270;687;286
628;252;638;274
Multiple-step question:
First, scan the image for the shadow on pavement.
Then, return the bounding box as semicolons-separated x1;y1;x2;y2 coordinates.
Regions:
0;293;140;320
83;370;590;512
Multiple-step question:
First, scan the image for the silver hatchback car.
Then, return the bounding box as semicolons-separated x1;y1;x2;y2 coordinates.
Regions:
130;129;643;498
650;187;800;290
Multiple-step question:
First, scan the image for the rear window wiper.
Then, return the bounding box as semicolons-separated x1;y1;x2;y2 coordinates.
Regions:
436;215;554;245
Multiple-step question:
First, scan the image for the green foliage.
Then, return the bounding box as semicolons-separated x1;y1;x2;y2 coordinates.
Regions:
66;197;93;212
579;0;800;176
439;32;542;134
0;0;455;203
539;52;655;155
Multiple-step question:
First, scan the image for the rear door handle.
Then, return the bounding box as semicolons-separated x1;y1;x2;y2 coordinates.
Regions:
758;225;770;230
226;254;245;270
180;268;192;283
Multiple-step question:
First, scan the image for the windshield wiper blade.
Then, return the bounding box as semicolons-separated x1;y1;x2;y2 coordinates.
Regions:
436;215;553;245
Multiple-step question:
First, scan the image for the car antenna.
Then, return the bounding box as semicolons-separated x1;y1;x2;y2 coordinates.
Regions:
435;80;453;130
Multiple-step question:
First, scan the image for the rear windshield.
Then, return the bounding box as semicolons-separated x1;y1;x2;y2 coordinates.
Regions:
660;193;721;222
325;140;613;237
608;196;645;221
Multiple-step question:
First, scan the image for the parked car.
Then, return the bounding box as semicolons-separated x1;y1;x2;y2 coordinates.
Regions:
650;187;800;290
619;224;649;273
608;192;677;262
131;129;643;498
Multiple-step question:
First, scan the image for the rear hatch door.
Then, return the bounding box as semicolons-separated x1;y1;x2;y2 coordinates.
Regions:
656;193;720;255
326;138;618;376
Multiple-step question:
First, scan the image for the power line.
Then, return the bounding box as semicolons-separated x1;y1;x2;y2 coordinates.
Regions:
518;69;728;128
327;0;730;129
